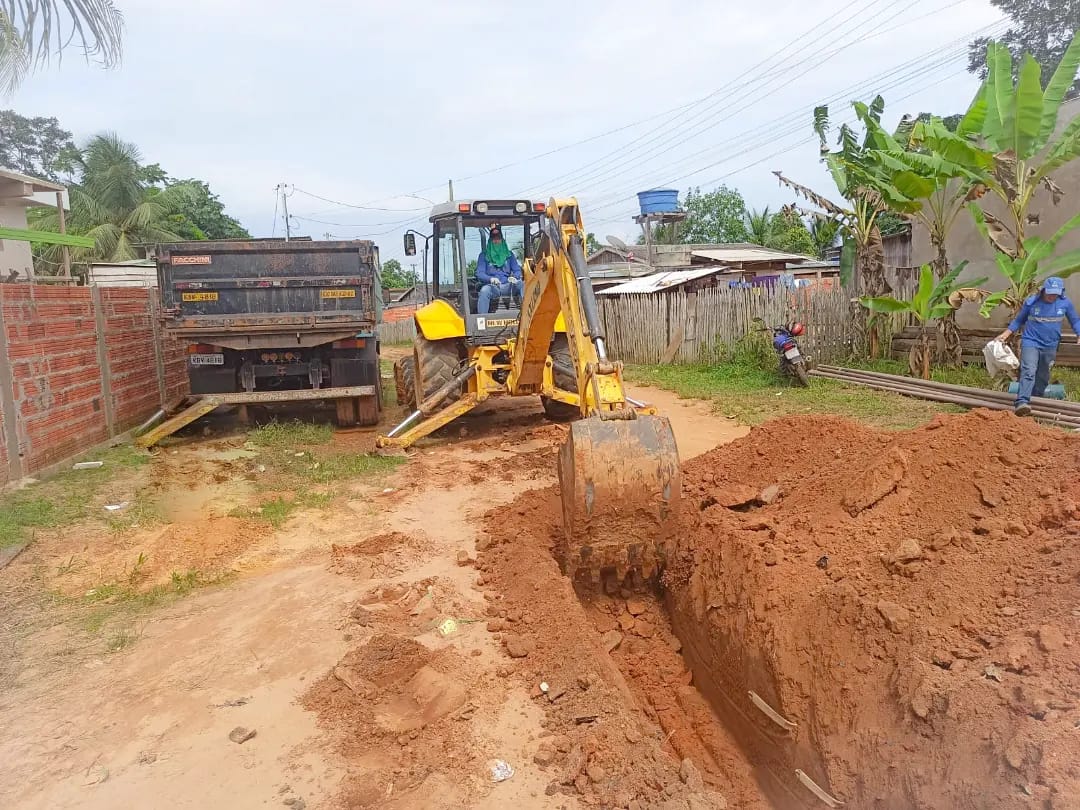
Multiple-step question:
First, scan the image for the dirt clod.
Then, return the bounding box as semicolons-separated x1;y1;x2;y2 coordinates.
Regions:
504;634;535;659
1038;625;1066;653
228;726;256;744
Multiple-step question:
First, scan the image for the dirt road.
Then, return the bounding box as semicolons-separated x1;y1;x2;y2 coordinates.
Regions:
0;377;752;809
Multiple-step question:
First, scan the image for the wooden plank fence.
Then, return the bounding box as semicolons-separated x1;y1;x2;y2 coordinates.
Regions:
379;317;417;345
598;285;861;365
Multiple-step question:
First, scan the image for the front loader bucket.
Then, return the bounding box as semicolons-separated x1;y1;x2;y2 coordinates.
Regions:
557;415;681;583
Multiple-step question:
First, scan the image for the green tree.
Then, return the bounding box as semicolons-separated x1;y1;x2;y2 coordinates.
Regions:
381;258;419;287
862;263;985;379
775;96;922;355
670;185;749;244
585;232;603;256
744;206;773;246
968;1;1080;99
1;2;123;94
0;109;78;180
166;179;250;240
809;217;841;259
768;208;816;256
29;133;193;269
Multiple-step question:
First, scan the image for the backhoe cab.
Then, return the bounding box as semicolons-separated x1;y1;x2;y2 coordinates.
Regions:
389;199;577;430
404;199;556;345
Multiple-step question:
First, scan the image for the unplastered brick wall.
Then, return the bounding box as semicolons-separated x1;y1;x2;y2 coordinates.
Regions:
0;284;188;483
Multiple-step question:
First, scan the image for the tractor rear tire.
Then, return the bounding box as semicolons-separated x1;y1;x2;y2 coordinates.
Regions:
413;336;463;412
394;356;417;410
542;334;580;422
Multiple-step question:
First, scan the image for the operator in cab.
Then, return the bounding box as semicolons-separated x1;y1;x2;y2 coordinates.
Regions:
996;276;1080;416
477;224;523;314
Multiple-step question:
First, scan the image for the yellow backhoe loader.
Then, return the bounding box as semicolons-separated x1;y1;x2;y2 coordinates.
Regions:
378;198;680;584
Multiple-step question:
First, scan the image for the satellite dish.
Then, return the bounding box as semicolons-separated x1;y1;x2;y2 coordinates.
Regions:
606;235;629;252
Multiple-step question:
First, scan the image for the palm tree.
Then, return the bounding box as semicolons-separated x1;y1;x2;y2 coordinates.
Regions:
744;207;774;246
1;1;123;94
809;217;841;259
31;133;193;270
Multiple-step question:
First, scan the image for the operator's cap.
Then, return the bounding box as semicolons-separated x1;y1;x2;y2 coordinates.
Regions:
1043;277;1066;295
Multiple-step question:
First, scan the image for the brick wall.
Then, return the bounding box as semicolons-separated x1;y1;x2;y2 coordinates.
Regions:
0;284;188;483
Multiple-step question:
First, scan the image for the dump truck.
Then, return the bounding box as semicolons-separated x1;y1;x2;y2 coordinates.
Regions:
156;238;382;428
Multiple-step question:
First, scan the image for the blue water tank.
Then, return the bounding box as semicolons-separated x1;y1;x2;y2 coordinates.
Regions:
637;189;680;215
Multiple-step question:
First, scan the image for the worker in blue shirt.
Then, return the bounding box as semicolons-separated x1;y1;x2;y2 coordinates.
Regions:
995;277;1080;416
476;224;523;314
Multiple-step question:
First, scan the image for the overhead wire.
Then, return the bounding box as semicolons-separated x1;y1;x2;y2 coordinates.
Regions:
519;0;980;201
514;0;912;198
579;19;1004;220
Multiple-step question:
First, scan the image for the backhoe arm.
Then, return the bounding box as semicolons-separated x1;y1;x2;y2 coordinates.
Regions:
508;198;632;417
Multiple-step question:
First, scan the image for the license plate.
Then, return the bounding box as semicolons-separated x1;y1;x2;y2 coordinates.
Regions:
190;353;224;366
182;291;218;302
784;347;801;360
321;289;356;299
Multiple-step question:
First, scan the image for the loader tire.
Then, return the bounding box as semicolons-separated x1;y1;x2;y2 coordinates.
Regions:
542;334;580;422
413;336;463;413
394;356;417;410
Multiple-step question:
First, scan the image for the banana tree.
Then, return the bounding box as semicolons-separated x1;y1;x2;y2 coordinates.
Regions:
972;206;1080;316
856;110;994;363
775;96;922;356
861;263;986;379
963;31;1080;311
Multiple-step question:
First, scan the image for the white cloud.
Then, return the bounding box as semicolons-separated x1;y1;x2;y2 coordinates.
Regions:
10;0;1003;254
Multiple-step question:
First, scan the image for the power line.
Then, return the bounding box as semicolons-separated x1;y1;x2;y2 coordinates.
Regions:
520;0;976;200
291;186;431;213
576;18;1004;216
515;0;905;197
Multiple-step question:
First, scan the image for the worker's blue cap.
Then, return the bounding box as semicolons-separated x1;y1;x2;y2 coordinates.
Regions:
1043;277;1065;295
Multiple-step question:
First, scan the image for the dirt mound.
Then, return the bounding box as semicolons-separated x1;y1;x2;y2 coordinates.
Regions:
667;410;1080;809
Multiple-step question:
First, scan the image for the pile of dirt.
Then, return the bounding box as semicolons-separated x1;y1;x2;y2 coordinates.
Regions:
666;410;1080;809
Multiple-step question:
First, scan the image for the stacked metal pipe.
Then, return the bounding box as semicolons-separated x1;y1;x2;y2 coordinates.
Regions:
810;365;1080;429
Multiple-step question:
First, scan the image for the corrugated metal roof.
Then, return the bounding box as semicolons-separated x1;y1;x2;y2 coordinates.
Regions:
596;267;723;295
691;247;813;263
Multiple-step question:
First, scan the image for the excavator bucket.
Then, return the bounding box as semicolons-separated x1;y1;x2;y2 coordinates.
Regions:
557;414;681;584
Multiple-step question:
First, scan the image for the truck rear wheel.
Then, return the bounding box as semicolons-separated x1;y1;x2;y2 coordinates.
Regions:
542;334;580;421
413;336;463;412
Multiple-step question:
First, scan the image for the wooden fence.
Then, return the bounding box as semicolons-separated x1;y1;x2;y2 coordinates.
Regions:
597;284;860;365
379;317;417;345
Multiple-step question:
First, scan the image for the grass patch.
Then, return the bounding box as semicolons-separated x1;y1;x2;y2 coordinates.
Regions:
0;445;152;549
82;568;232;635
247;420;333;448
232;490;336;528
627;356;960;430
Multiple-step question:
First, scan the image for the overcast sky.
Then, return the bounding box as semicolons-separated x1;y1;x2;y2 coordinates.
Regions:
14;0;1003;265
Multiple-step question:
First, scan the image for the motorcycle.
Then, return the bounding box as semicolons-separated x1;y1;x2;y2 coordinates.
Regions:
766;322;810;387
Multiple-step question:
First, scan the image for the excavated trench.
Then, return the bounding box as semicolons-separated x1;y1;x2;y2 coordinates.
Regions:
483;410;1080;810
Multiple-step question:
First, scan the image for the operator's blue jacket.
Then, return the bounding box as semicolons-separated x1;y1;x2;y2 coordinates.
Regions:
477;252;522;285
1007;293;1080;350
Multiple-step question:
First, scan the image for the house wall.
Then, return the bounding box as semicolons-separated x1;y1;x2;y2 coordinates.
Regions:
0;203;34;280
0;284;188;483
912;97;1080;330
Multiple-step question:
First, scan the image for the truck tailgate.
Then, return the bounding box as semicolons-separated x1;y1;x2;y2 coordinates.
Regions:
157;240;380;335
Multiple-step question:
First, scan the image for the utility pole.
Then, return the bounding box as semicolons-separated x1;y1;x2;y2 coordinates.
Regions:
448;179;454;202
275;183;292;241
409;262;418;289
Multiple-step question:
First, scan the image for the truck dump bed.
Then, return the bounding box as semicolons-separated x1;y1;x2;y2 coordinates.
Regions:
157;239;380;346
